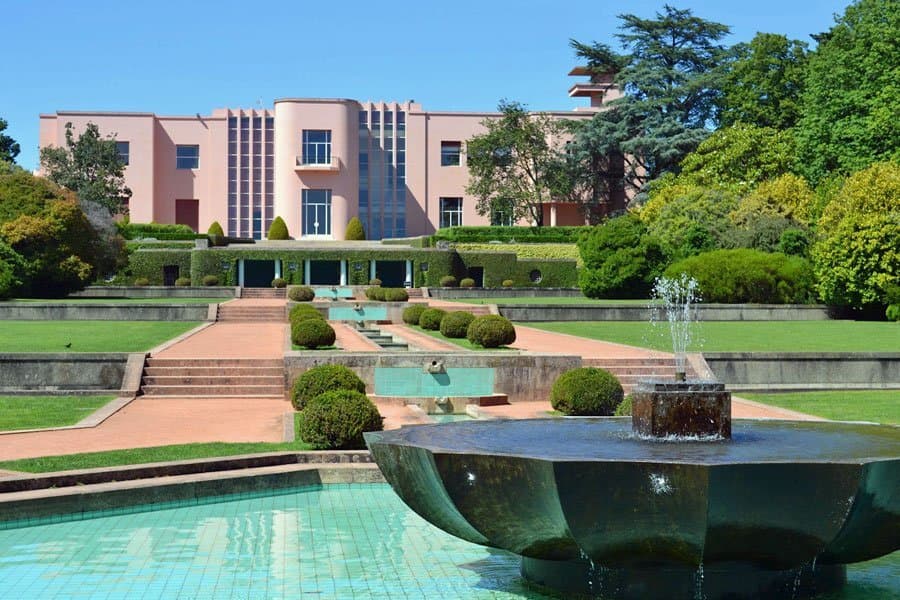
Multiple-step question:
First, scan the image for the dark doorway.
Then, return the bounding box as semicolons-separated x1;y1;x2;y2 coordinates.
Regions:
244;260;276;287
468;266;484;287
375;260;406;287
175;199;199;232
309;260;341;285
163;265;180;286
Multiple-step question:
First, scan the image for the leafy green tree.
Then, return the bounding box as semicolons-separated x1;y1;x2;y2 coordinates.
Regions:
817;161;900;234
0;164;67;222
466;100;572;225
0;118;20;164
718;33;809;129
730;173;815;227
571;6;730;199
795;0;900;183
345;216;366;240
267;216;290;239
0;241;25;298
40;122;132;215
646;185;739;259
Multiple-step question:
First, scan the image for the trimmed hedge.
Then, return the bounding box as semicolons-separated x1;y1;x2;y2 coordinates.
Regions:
460;277;475;288
614;395;633;417
288;286;315;301
289;303;324;326
272;277;287;288
201;275;219;286
434;226;592;243
129;249;192;285
297;389;383;450
402;304;427;325
292;318;335;349
118;222;201;240
345;216;366;241
419;308;446;330
439;275;458;287
290;364;366;411
439;311;476;338
466;315;516;348
551;368;624;416
174;277;191;286
365;287;408;302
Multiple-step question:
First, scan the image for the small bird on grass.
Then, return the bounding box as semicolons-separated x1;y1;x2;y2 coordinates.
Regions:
64;342;72;348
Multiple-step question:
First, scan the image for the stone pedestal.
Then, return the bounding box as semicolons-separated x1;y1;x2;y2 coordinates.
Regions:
631;381;731;439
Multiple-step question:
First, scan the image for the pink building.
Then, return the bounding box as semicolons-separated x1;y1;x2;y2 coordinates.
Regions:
39;70;619;240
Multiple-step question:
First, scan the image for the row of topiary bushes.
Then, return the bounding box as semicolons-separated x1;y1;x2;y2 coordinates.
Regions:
290;365;383;449
364;287;409;302
402;305;517;348
134;275;220;286
289;303;336;349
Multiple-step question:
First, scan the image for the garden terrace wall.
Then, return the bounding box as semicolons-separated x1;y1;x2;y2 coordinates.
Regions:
128;249;193;285
427;287;584;299
0;303;211;321
284;352;581;403
455;251;578;288
71;286;237;298
703;352;900;391
496;304;832;322
0;353;135;394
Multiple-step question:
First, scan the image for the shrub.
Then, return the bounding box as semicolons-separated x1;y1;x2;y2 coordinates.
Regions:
290;364;366;411
419;308;447;330
550;367;624;416
288;286;315;301
369;278;382;286
267;216;290;240
439;275;458;287
201;275;219;286
440;311;476;338
665;249;816;304
365;286;386;301
778;228;811;257
207;221;225;237
174;277;191;287
460;277;476;288
134;277;149;286
614;395;633;417
345;216;366;241
502;279;514;287
297;389;383;450
886;305;900;322
291;318;336;349
272;277;287;288
383;288;409;302
466;315;516;348
289;303;323;326
402;304;427;325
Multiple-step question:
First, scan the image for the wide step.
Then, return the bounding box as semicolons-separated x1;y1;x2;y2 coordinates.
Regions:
240;288;286;299
142;375;283;386
139;357;286;398
142;384;284;396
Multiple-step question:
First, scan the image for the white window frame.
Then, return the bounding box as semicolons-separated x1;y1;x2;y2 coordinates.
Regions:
439;197;463;229
302;130;332;165
301;189;333;238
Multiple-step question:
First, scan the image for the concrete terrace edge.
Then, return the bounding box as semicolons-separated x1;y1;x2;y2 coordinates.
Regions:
496;303;833;322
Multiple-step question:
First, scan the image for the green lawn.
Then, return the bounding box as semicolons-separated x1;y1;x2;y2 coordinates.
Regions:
742;391;900;424
448;297;655;305
6;298;224;304
0;413;314;473
0;321;200;352
525;321;900;352
0;396;114;431
409;325;515;351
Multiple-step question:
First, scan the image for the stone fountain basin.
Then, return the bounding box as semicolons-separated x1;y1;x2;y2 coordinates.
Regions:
365;418;899;571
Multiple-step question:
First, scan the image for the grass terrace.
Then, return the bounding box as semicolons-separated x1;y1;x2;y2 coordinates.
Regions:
0;396;115;431
449;297;656;305
741;390;900;424
524;321;900;353
410;325;516;351
5;298;225;304
0;321;200;352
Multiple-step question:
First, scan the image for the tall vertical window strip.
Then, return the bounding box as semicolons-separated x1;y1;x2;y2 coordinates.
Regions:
357;107;406;240
440;197;463;229
302;130;331;165
116;141;130;166
301;189;332;237
176;145;199;169
227;112;274;238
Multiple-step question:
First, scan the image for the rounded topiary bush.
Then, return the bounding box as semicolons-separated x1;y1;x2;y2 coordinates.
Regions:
440;311;476;338
174;277;191;287
550;367;624;416
291;364;366;410
439;275;458;287
369;278;382;286
272;277;286;288
134;277;150;286
502;279;514;288
289;304;323;326
291;318;336;349
267;216;290;240
207;221;225;237
365;286;386;301
288;286;315;302
466;315;516;348
419;308;447;330
383;288;409;302
298;389;383;450
614;395;633;417
345;216;366;241
402;304;427;325
460;277;475;288
202;275;219;286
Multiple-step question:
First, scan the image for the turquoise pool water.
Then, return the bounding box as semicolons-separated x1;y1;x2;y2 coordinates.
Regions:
0;484;896;599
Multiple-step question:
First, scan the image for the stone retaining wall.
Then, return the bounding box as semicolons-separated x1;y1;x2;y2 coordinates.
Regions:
0;353;140;394
70;286;238;298
0;304;212;321
498;304;832;322
428;287;583;299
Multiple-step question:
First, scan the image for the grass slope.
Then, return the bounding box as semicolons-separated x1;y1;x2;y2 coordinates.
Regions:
742;391;900;424
0;321;200;352
0;396;114;431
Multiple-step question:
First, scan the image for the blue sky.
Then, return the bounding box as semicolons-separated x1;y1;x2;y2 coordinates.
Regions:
3;0;850;170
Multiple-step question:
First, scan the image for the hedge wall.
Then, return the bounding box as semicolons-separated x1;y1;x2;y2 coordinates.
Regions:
456;251;578;288
433;226;592;243
129;249;193;285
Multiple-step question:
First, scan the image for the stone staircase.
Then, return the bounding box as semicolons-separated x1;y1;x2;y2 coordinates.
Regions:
407;288;425;299
140;357;284;398
217;303;286;322
240;288;286;299
355;325;409;350
582;357;696;394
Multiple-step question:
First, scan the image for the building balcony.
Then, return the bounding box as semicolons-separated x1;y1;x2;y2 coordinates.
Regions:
568;82;614;98
295;155;341;172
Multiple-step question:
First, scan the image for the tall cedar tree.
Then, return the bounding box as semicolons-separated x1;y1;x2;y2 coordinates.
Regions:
0;118;20;164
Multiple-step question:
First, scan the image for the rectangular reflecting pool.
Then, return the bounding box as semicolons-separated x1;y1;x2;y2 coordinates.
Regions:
0;484;895;599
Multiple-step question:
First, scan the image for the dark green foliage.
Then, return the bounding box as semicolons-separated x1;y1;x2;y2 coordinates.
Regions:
551;367;624;416
433;226;592;243
383;288;408;302
134;277;149;286
365;286;385;301
267;216;289;240
290;364;366;411
665;249;816;304
460;278;475;288
289;304;323;327
345;216;366;240
0;165;65;223
614;395;633;417
272;277;286;288
201;275;219;286
419;308;447;330
118;222;197;240
466;315;516;348
207;221;225;237
778;229;810;257
439;275;458;287
887;305;900;322
440;311;476;338
288;286;315;301
0;241;24;298
128;250;192;285
729;216;801;254
578;214;667;298
297;389;383;450
402;304;427;325
174;277;191;287
0;117;20;164
291;318;336;349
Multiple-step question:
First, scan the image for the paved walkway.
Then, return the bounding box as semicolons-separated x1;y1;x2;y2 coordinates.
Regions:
511;324;664;359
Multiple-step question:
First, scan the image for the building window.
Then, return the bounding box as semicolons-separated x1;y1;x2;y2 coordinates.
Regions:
490;199;515;226
302;189;332;237
115;141;130;166
176;145;199;169
302;130;331;165
439;197;463;229
441;141;461;166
